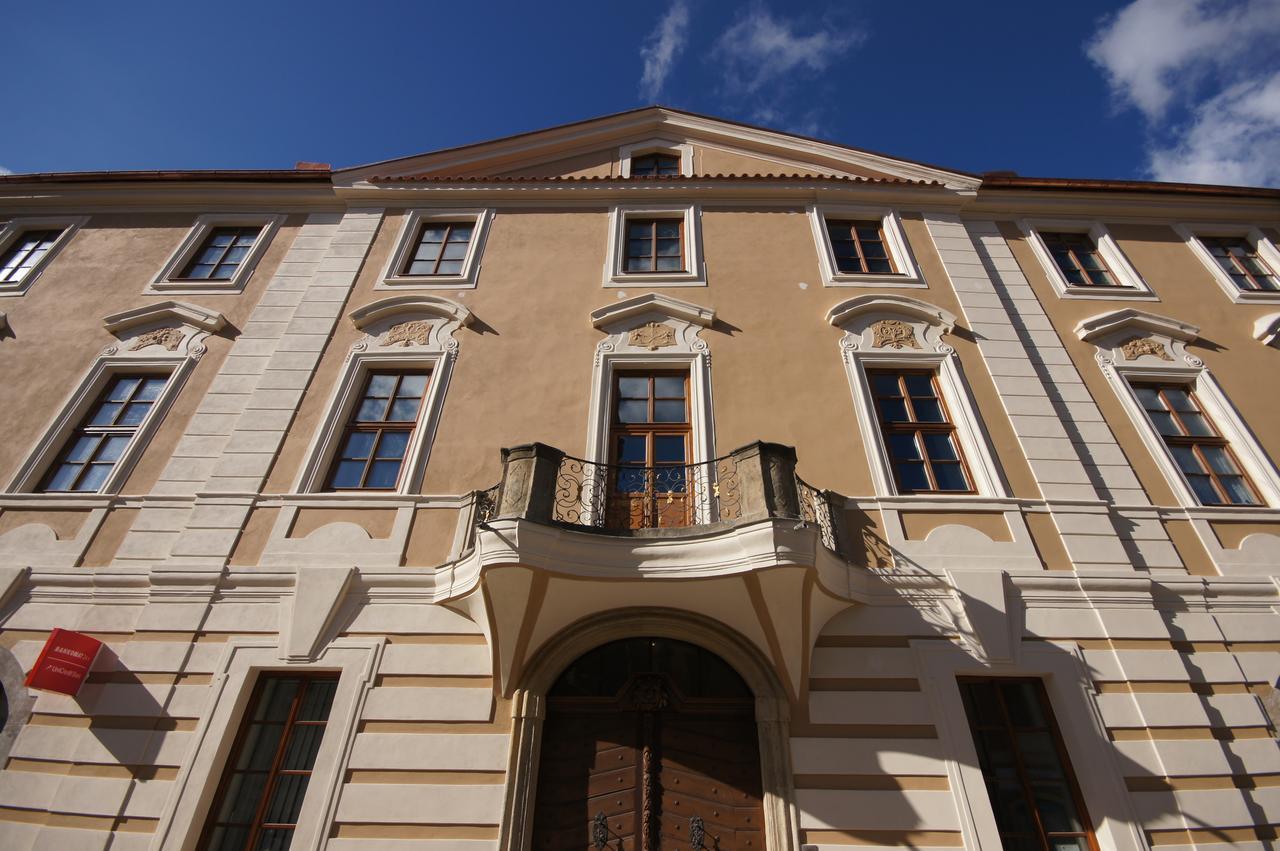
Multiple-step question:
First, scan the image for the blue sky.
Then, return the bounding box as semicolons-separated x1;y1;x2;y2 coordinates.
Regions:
5;0;1279;185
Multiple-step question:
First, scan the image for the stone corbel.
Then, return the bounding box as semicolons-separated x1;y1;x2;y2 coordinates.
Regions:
945;568;1020;664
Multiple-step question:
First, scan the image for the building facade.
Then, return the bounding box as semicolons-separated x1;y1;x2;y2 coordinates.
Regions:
0;107;1279;850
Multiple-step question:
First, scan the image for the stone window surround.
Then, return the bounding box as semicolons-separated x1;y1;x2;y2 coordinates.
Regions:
378;207;494;290
603;203;706;287
1174;222;1280;304
1017;218;1155;300
807;204;922;288
0;215;88;297
149;212;284;295
150;638;382;851
618;137;693;178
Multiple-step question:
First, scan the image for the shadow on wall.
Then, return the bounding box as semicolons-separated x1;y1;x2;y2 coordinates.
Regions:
798;562;1276;848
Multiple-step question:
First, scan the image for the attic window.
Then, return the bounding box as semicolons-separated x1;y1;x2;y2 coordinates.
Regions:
631;153;680;178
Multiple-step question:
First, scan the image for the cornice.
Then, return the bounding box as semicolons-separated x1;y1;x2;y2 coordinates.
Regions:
590;292;715;329
1074;308;1200;343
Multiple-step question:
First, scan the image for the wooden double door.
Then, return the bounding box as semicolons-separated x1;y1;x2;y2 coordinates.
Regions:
532;638;765;850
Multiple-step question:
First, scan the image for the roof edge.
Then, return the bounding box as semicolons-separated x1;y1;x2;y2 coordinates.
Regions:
980;174;1280;200
0;169;332;185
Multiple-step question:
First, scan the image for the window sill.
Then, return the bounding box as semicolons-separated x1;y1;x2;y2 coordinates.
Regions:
823;273;924;288
378;274;477;290
1057;285;1159;301
604;271;706;288
1228;288;1280;304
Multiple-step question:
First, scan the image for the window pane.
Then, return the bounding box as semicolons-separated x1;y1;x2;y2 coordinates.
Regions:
653;376;685;398
903;374;935;398
872;374;902;397
366;460;402;488
441;242;468;260
107;377;141;401
1163;389;1196;412
1179;412;1214;437
933;462;969;491
615;467;647;493
866;258;893;274
1200;445;1239;476
65;434;100;463
97;435;132;463
1170;445;1205;474
655;220;681;239
653;435;686;464
655;255;682;271
1220;476;1258;505
356;399;387;421
341;432;375;460
46;464;81;492
879;398;909;422
1001;682;1047;727
77;464;111;492
1147;410;1180;437
330;460;365;488
388;398;421;421
117;402;152;426
618;377;649;398
1188;475;1222;505
912;398;944;423
449;225;473;243
436;260;463;275
1134;387;1165;411
895;462;930;491
615;435;645;463
136;378;168;401
413;242;441;261
375;431;410;459
653;399;685;422
887;433;921;460
298;680;337;721
397;374;428;398
923;433;959;461
617;399;648;423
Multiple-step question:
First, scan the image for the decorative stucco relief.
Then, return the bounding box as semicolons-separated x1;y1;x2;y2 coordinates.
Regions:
870;318;920;350
629;321;677;350
383;319;435;347
128;326;185;352
1119;336;1172;362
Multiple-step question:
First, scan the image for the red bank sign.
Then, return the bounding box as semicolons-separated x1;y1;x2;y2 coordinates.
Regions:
25;628;102;696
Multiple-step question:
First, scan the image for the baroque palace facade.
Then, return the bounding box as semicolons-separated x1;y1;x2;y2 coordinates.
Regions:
0;107;1279;851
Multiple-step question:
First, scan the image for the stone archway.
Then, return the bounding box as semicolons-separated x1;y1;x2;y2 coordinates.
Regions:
498;609;799;851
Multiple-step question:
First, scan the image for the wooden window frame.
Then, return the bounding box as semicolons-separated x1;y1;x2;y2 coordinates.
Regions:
609;371;693;527
150;214;282;294
629;152;681;178
825;218;899;276
0;216;87;296
323;369;430;491
1198;235;1280;292
175;225;264;282
1131;381;1261;505
867;368;975;494
398;220;476;277
958;677;1100;851
198;672;339;851
0;228;64;284
623;217;687;274
1038;231;1120;288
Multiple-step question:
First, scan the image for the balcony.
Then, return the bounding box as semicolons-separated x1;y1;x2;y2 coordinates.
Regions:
476;441;846;558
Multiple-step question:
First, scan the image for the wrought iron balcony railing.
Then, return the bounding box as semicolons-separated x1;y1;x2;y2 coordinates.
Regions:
475;441;848;558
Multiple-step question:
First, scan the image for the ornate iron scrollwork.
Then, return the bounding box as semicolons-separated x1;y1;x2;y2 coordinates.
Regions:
550;453;741;531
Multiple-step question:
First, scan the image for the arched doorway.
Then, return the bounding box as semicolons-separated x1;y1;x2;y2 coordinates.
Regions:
531;637;765;850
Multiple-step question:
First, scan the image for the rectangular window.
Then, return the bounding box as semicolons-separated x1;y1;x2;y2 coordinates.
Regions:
1039;232;1118;288
41;374;170;493
959;678;1098;851
179;226;263;281
610;371;691;527
825;219;897;275
1198;235;1280;292
0;229;64;283
325;370;429;490
402;221;474;276
867;369;972;493
625;218;685;273
1132;382;1260;505
200;674;338;851
630;153;680;177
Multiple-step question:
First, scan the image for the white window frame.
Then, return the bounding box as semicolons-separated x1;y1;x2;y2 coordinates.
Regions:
845;350;1006;498
619;138;694;178
149;213;284;294
1017;219;1154;300
1174;222;1280;304
0;216;88;297
603;203;706;287
150;638;382;851
379;208;494;290
808;204;922;287
6;355;190;495
1104;363;1280;508
295;350;454;495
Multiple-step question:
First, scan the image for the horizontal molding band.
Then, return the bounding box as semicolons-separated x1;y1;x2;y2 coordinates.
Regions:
373;675;492;688
1109;725;1274;741
1094;681;1253;694
808;678;921;692
348;633;487;644
1075;639;1175;650
358;721;510;735
814;636;953;648
345;769;505;784
330;823;500;840
0;806;158;833
86;671;212;686
3;758;179;781
801;828;963;846
1127;773;1280;792
1147;824;1279;845
794;774;949;791
27;713;199;732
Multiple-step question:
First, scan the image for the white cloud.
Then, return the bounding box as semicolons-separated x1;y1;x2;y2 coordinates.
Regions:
0;166;11;176
1086;0;1280;186
1149;71;1280;185
639;0;691;101
712;6;861;96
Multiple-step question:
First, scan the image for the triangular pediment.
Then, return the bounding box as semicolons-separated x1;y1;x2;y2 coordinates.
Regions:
336;106;978;190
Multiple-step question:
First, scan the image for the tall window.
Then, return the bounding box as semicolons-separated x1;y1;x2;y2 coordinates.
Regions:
42;374;170;492
200;674;338;851
630;153;680;177
0;229;63;283
826;219;896;275
610;372;691;527
1197;235;1280;292
625;218;684;273
868;369;972;493
179;226;263;281
959;678;1098;851
1132;382;1260;505
1039;232;1118;288
325;371;429;490
401;221;474;276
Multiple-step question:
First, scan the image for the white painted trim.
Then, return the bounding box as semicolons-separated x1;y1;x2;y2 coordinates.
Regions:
618;137;693;177
603;203;706;287
0;216;88;298
914;640;1147;851
293;348;455;495
1174;222;1280;304
103;300;227;335
1101;359;1280;509
1017;218;1156;300
350;293;473;330
1074;307;1198;344
148;213;283;295
6;350;197;495
378;207;493;290
826;293;956;330
150;638;383;851
807;204;922;287
589;291;715;328
1254;312;1280;346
